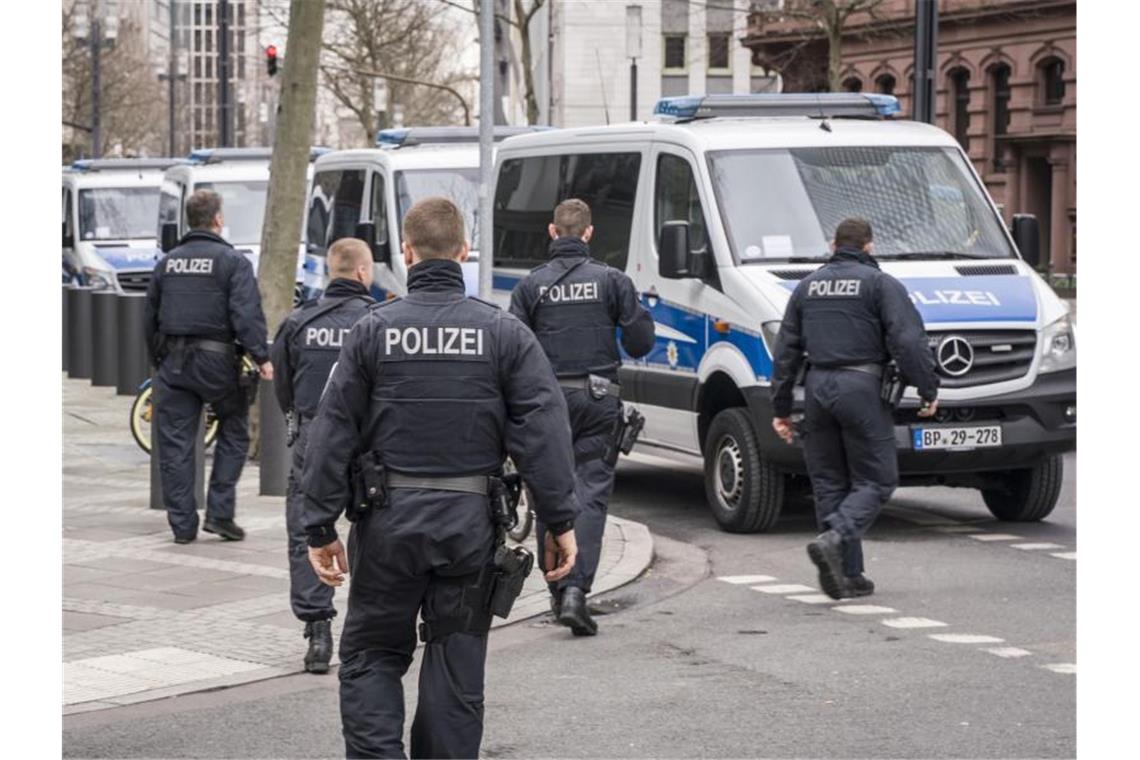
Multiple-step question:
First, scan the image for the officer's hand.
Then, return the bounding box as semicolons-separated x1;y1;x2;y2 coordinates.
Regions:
543;529;578;583
772;417;795;445
259;361;274;381
308;540;348;587
917;398;939;418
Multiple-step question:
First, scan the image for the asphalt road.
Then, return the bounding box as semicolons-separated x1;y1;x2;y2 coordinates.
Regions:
64;451;1075;759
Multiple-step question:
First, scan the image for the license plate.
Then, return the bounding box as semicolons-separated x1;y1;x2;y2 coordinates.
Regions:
912;425;1002;451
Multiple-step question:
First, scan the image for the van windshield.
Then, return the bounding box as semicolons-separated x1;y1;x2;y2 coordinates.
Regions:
707;146;1015;262
78;187;160;241
195;181;267;245
395;169;480;245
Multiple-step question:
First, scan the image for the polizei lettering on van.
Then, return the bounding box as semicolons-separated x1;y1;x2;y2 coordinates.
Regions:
538;281;600;303
909;289;1002;307
807;279;861;297
304;327;352;349
384;327;485;357
165;257;214;275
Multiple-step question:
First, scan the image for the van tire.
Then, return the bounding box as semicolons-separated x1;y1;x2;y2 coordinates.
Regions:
981;455;1063;522
704;408;784;533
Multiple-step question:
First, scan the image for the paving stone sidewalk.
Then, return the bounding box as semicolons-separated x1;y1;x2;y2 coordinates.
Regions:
62;378;653;715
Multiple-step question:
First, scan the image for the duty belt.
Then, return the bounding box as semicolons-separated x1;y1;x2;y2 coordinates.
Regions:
558;375;621;399
834;363;884;378
169;336;234;355
385;472;489;496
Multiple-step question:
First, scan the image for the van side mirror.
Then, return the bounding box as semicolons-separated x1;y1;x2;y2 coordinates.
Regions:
160;222;179;253
658;221;711;280
1010;214;1040;269
354;221;390;265
62;222;74;250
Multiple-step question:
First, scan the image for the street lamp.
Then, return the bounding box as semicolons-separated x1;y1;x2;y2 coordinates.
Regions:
72;0;120;158
626;5;643;122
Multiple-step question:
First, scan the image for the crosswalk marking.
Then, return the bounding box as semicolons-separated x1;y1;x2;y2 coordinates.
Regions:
717;575;778;585
984;647;1032;658
1011;543;1066;551
1042;663;1076;674
968;533;1023;542
787;594;834;604
751;584;817;594
1050;552;1077;561
832;605;897;615
929;633;1005;645
882;617;948;629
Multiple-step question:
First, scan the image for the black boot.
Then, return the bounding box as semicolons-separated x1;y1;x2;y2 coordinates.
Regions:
550;590;562;619
844;575;875;598
303;619;333;674
203;518;245;541
557;587;597;637
807;530;848;600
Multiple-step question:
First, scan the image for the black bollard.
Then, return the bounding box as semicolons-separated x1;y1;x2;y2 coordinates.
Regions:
258;381;290;496
91;291;119;387
149;379;206;513
62;284;70;373
67;286;96;380
116;293;149;396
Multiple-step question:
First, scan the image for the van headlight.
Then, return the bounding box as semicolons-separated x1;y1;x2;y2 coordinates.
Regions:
1038;314;1075;373
761;320;783;355
82;266;118;291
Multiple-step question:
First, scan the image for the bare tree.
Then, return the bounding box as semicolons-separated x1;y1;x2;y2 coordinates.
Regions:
320;0;475;144
61;1;167;161
751;0;888;92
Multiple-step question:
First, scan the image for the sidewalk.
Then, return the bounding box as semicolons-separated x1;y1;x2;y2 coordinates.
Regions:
62;378;653;715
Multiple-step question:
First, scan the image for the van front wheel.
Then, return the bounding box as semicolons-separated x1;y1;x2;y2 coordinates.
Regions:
704;408;784;533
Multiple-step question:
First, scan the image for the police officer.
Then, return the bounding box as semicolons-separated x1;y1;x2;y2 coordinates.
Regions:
144;189;272;544
509;199;655;636
270;238;376;674
300;197;580;758
771;217;940;600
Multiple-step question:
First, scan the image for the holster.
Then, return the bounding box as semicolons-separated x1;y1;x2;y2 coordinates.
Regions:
615;404;646;456
486;473;533;619
285;410;299;447
880;363;905;409
235;352;260;408
347;451;386;522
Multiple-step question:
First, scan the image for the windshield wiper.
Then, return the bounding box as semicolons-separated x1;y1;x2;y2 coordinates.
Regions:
878;251;992;260
756;256;826;264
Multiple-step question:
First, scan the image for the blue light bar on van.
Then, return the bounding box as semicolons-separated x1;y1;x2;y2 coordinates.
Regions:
653;93;901;121
186;147;330;164
69;157;183;172
375;126;553;148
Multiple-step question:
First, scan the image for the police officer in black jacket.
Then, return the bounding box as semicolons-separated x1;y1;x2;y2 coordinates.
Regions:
771;218;940;600
300;197;580;759
270;238;376;674
509;199;655;636
145;189;272;544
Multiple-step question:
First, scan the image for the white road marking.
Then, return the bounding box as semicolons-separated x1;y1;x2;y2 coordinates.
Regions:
882;617;948;629
787;594;834;604
832;605;897;615
929;633;1006;645
984;647;1033;658
1011;543;1066;551
751;584;817;594
935;525;987;534
968;533;1023;542
1042;663;1076;674
718;575;778;585
1050;552;1077;561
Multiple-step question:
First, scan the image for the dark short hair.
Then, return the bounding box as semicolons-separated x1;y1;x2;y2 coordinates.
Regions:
403;197;467;260
186;189;223;230
553;198;591;238
834;217;873;250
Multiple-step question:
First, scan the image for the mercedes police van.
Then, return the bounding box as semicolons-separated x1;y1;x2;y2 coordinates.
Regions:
158;147;327;299
302;126;547;300
489;93;1076;533
63;158;182;291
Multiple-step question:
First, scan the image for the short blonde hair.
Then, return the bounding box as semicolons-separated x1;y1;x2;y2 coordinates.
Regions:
327;238;373;278
553;198;591;238
403;197;466;260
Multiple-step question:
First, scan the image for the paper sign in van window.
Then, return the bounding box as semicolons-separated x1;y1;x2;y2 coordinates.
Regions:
742;244;764;261
762;235;794;259
96;226;111;239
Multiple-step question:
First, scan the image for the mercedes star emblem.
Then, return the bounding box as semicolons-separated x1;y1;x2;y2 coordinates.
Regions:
936;335;974;377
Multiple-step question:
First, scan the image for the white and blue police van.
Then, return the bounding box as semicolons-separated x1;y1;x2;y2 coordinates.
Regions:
62;158;182;291
158;147;327;300
489;93;1076;533
302;126;548;301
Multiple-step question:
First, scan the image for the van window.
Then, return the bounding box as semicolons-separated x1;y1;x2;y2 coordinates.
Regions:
494;152;642;271
78;187;161;241
196;181;268;246
307;169;366;254
370;172;389;247
158;183;181;239
654;153;709;255
62;187;74;240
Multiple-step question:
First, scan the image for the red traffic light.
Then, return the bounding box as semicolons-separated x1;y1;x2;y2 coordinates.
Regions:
266;44;277;58
266;45;278;76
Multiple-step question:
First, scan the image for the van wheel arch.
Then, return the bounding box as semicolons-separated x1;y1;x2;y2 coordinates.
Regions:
697;372;747;456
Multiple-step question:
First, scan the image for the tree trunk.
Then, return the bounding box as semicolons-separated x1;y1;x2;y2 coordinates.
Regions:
514;0;541;124
825;2;843;92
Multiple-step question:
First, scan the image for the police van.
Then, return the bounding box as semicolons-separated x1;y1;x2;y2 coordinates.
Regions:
303;126;547;300
62;158;182;291
490;93;1076;533
158;147;327;299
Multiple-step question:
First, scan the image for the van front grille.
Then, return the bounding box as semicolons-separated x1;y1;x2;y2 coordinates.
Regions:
927;330;1036;388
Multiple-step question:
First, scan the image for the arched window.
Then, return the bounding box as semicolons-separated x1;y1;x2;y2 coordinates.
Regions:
989;63;1012;171
1039;57;1066;106
949;68;971;150
874;74;896;95
842;76;862;93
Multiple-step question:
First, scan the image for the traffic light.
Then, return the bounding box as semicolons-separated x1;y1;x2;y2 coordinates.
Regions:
266;45;278;77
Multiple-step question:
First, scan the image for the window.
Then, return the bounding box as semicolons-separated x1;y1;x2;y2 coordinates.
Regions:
370;173;389;248
78;188;162;241
196;181;268;245
306;169;366;253
655;154;709;256
874;74;896;95
1041;57;1065;106
494;152;643;271
842;77;862;93
158;182;182;238
63;187;74;239
949;68;970;151
708;33;730;71
990;63;1012;171
664;34;687;72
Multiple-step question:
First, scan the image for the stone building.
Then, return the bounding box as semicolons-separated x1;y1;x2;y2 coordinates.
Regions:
742;0;1076;274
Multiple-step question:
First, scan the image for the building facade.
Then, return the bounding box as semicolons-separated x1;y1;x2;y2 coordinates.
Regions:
743;0;1076;274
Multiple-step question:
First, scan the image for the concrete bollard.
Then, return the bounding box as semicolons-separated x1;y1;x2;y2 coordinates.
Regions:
62;284;70;373
116;293;149;396
149;380;206;512
67;286;96;380
91;291;119;387
258;382;290;497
